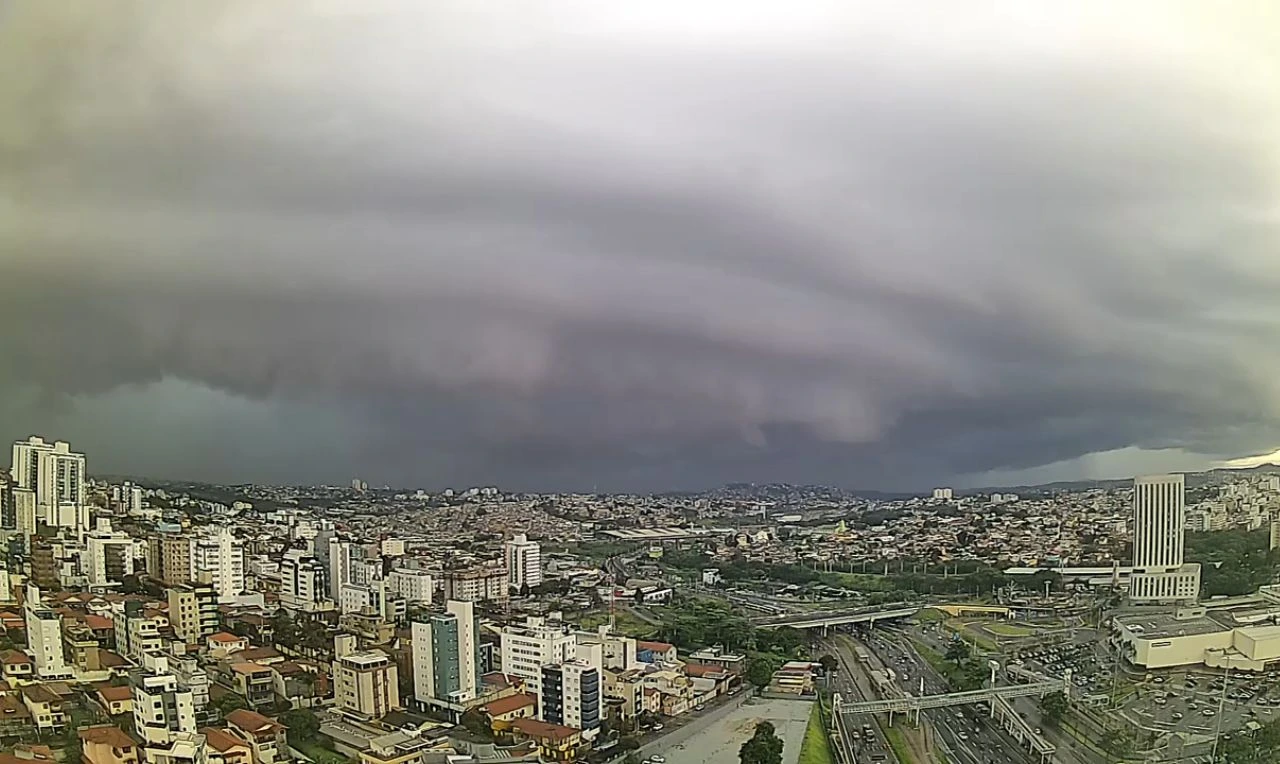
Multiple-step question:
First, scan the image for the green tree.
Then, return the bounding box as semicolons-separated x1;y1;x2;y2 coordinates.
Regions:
944;639;969;665
747;654;781;689
460;708;492;738
739;721;784;764
1038;691;1068;727
281;709;320;745
213;692;249;717
817;655;839;674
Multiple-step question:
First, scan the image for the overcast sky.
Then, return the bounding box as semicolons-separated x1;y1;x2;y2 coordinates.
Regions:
2;1;1279;492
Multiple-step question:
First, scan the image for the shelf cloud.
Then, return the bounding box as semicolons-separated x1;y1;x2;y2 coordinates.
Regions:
3;1;1279;490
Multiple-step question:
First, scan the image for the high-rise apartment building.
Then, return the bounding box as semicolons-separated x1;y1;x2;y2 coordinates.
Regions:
1129;474;1201;602
192;528;245;603
443;565;508;603
85;521;136;586
151;534;194;587
333;651;400;720
280;549;326;611
505;534;542;592
500;615;576;698
24;584;72;678
412;600;480;710
0;473;13;530
169;583;219;644
10;436;89;533
388;568;435;605
131;655;197;746
540;660;602;731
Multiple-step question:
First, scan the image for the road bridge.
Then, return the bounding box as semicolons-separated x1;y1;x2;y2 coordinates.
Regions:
835;679;1067;715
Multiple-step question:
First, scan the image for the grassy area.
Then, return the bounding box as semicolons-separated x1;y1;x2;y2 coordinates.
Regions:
910;639;985;691
883;726;918;764
798;702;835;764
985;623;1035;638
295;741;356;764
578;610;658;638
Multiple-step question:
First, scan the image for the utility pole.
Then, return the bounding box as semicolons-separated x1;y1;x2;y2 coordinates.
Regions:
1211;664;1231;761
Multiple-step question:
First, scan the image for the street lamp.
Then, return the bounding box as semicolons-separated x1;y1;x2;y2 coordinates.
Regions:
1210;664;1231;762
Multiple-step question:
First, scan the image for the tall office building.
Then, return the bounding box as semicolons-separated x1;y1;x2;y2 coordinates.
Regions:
24;584;72;678
540;660;602;731
505;533;543;591
151;533;194;587
192;528;245;603
10;437;89;534
500;615;576;698
412;600;481;710
1129;474;1201;602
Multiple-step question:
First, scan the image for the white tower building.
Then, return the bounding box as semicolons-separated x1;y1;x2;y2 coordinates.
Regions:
505;533;542;591
1129;474;1201;602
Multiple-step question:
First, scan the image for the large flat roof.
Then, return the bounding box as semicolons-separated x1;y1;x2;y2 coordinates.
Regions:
1114;613;1229;640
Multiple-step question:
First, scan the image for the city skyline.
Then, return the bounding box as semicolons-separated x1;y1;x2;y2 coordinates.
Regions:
4;3;1280;492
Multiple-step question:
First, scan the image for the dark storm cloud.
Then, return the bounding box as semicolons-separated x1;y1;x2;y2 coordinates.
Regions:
2;1;1279;490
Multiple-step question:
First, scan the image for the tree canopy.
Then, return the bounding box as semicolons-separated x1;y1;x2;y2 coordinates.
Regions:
739;721;784;764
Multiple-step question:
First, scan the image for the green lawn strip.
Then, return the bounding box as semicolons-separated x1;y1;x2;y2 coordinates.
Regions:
882;725;918;764
798;702;835;764
296;741;356;764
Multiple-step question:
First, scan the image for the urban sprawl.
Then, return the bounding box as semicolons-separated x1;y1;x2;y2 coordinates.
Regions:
2;435;1280;764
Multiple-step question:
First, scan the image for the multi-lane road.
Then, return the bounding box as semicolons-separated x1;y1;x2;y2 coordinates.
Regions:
825;635;895;763
827;629;1054;764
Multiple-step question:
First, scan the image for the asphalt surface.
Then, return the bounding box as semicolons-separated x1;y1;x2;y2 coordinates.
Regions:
860;631;1038;764
648;698;813;764
825;635;896;763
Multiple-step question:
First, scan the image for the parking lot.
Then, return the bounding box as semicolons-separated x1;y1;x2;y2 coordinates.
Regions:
647;698;813;764
1120;669;1280;740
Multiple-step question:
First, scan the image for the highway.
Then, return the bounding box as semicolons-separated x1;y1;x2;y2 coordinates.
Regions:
861;631;1036;764
824;635;896;763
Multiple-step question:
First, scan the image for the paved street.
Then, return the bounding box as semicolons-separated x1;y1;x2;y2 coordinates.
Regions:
648;698;813;764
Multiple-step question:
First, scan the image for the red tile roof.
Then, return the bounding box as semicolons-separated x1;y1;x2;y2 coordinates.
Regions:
96;684;133;702
79;725;137;748
637;640;675;653
511;717;580;742
482;692;537;717
202;726;250;753
226;708;285;734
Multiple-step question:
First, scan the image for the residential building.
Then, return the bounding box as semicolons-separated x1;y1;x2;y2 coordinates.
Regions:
79;725;141;764
505;534;542;591
168;583;219;644
230;663;276;709
192;528;246;604
85;522;136;587
0;473;14;530
280;549;326;611
508;718;585;762
1129;474;1201;603
334;651;400;720
387;569;434;605
24;584;72;678
131;655;197;746
226;709;291;764
10;436;89;534
148;534;193;587
412;599;480;710
443;565;508;603
499;615;576;698
21;683;68;731
540;660;602;732
203;726;253;764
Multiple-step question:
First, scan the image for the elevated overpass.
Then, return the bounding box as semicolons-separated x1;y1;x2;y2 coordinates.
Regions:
752;602;1017;630
835;679;1066;715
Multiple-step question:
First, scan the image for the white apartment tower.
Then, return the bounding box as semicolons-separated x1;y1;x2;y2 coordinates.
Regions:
505;533;543;591
500;615;576;697
24;584;72;678
1129;474;1201;603
191;528;245;604
280;549;326;611
10;436;89;534
413;600;481;709
131;655;197;746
